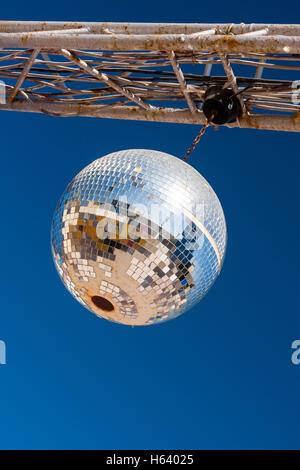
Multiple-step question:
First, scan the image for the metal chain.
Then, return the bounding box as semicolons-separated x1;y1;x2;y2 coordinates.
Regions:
182;116;214;161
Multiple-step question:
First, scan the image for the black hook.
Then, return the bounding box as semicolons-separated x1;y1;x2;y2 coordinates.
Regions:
202;86;242;125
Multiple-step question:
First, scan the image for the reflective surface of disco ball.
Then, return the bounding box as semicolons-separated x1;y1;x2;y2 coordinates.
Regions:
51;149;226;326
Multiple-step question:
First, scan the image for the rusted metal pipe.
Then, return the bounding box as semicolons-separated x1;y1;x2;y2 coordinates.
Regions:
0;32;299;54
0;101;299;132
0;22;300;36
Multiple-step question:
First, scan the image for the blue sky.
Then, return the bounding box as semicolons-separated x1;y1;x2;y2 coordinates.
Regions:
0;1;300;450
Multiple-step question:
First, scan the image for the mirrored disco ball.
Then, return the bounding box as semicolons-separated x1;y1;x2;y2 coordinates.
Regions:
51;149;226;326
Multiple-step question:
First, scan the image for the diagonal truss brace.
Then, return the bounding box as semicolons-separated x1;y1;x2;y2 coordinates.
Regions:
60;49;153;110
9;48;39;102
219;53;247;115
168;51;197;114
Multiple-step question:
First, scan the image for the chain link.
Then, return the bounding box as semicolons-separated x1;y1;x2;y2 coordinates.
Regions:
182;115;214;161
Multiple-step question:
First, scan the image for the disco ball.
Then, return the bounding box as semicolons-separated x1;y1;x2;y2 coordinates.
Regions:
51;149;226;326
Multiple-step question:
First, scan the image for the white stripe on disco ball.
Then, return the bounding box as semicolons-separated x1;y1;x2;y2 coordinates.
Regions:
182;207;222;271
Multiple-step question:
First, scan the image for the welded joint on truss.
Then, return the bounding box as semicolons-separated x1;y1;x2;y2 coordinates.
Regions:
294;109;300;120
216;24;270;37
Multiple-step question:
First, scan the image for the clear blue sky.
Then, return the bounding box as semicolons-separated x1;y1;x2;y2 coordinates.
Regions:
1;1;300;450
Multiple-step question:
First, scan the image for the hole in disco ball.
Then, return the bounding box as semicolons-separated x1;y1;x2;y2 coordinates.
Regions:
91;296;114;312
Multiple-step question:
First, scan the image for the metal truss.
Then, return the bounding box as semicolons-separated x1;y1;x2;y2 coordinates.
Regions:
0;21;300;131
